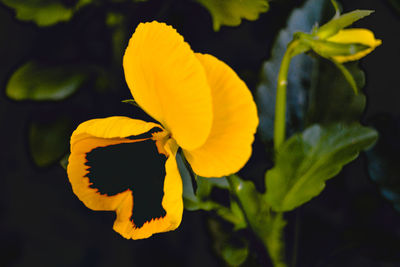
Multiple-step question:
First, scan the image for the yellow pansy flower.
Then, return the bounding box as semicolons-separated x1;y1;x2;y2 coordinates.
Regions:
326;28;382;63
67;21;258;239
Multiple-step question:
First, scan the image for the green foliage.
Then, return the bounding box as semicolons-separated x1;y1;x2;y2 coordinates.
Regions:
0;0;91;27
316;10;374;39
208;218;249;267
306;60;366;125
221;240;249;266
29;118;72;167
256;0;327;143
227;175;287;267
196;0;269;31
59;153;70;170
265;123;378;212
175;153;247;228
6;61;87;101
263;214;286;267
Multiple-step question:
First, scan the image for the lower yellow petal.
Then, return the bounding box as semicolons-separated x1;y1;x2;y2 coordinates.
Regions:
327;28;382;62
183;54;258;177
67;116;183;239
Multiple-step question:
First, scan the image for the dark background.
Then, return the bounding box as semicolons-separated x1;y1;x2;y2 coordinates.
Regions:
0;0;399;266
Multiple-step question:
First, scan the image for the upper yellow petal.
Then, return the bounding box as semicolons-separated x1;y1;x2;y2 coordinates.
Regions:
327;28;382;62
183;54;258;177
123;21;213;150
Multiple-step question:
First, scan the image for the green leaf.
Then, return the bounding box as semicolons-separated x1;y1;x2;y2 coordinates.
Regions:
306;60;366;125
176;152;199;211
0;0;91;26
263;213;287;267
59;153;70;170
256;0;327;143
227;175;263;220
29;118;72;167
6;61;87;101
316;10;374;39
196;0;269;31
121;99;140;107
221;241;249;266
265;123;378;211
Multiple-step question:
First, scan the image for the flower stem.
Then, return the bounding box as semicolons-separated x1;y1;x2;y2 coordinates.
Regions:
274;40;299;152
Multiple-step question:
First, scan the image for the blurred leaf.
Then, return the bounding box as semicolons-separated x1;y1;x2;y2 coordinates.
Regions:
228;175;264;220
265;123;378;212
6;61;87;101
0;0;92;26
227;174;271;231
208;218;249;267
29;118;72;167
221;241;249;266
196;0;269;31
256;0;327;143
263;213;286;267
306;60;366;125
59;153;70;170
228;175;287;266
366;115;400;211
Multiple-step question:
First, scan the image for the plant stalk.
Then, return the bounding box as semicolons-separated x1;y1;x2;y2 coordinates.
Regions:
274;40;299;152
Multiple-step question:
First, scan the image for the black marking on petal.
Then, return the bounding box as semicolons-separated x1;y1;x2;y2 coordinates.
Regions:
85;139;167;228
126;127;163;140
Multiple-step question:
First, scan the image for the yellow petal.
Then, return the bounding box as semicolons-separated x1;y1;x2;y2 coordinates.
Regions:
123;21;213;150
183;54;258;177
327;28;382;62
67;116;183;239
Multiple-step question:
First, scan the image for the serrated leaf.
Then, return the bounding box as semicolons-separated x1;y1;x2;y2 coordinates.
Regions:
306;60;366;125
29;118;72;167
265;123;378;211
6;61;87;101
256;0;327;143
196;0;269;31
0;0;91;26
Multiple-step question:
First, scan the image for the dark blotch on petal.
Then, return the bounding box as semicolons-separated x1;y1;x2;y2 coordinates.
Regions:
85;139;167;228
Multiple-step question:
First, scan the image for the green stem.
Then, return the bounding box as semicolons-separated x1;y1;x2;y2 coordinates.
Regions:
274;40;299;152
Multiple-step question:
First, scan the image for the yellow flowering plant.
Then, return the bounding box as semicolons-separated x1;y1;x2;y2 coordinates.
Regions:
63;1;381;266
66;21;258;240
